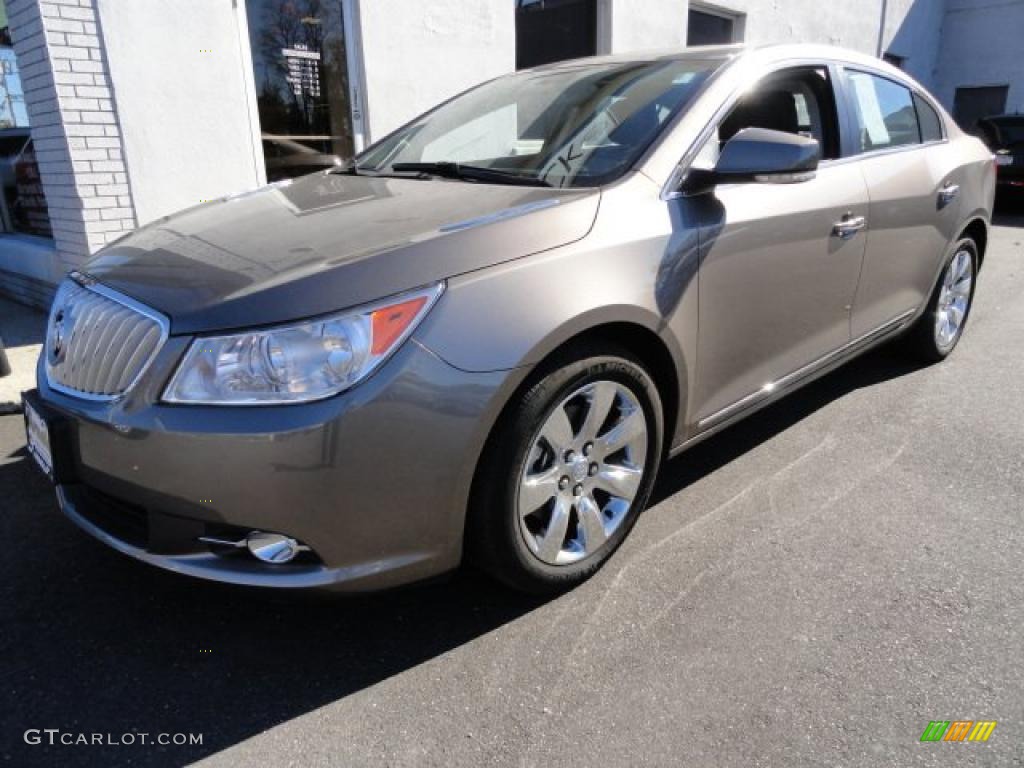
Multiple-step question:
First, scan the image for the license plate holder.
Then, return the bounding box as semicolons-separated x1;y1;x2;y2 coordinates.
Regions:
22;391;76;484
25;399;53;478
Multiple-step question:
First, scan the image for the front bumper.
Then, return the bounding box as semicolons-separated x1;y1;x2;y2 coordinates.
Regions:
33;339;514;591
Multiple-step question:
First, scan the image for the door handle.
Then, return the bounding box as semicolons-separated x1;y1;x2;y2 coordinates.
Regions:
938;182;960;208
832;214;866;240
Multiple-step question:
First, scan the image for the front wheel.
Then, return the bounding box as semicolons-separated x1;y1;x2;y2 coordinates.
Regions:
903;238;978;363
468;345;663;594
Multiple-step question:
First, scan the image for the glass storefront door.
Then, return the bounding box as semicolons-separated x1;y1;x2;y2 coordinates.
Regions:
245;0;358;181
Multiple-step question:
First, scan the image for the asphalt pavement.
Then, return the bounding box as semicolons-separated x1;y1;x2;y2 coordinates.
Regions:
0;295;45;412
2;212;1023;767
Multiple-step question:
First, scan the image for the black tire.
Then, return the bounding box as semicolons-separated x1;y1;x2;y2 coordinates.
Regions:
467;343;664;594
902;237;978;363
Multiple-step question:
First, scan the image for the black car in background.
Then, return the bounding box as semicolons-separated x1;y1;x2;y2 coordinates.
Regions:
977;115;1024;201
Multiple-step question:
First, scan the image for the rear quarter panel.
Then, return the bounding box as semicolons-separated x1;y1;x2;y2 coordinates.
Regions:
955;134;997;233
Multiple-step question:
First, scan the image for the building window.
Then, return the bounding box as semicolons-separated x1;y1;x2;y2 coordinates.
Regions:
952;85;1008;135
687;7;739;46
245;0;356;182
0;0;52;238
515;0;597;70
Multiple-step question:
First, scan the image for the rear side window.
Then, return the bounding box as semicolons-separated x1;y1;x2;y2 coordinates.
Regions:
914;93;943;142
845;71;920;151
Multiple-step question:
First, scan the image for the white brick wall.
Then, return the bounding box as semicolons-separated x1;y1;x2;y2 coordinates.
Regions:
7;0;137;277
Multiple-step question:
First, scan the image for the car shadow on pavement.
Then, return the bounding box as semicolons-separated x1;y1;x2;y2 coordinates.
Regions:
1;342;925;767
993;192;1024;225
652;343;926;505
0;431;547;766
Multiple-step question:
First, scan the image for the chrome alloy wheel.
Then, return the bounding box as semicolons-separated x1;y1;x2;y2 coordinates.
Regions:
935;249;974;351
517;380;649;566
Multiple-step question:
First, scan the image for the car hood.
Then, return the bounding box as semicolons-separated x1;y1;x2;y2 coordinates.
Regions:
84;172;600;334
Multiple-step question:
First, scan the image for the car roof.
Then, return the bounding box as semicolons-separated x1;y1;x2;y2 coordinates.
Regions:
535;42;943;121
529;42;914;87
525;44;742;72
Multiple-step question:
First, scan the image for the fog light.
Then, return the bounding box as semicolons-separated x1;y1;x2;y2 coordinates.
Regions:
199;529;312;563
246;531;301;563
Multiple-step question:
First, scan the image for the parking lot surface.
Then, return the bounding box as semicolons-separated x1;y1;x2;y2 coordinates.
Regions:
2;214;1022;767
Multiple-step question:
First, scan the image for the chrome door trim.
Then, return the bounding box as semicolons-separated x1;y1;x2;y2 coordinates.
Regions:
696;308;916;430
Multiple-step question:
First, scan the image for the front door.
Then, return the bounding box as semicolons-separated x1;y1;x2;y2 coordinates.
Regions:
691;67;869;427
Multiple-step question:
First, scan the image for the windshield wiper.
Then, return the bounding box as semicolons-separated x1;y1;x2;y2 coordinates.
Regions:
389;161;550;187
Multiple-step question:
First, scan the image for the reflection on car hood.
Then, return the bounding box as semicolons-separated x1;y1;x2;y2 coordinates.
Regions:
84;173;600;334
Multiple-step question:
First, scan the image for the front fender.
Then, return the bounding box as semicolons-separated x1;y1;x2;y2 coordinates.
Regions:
420;286;669;375
413;173;696;378
413;172;699;448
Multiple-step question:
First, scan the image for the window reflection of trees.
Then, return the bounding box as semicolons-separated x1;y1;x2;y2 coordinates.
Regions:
250;0;354;160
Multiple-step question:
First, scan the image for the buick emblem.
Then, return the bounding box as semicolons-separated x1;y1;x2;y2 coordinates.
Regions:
51;308;66;361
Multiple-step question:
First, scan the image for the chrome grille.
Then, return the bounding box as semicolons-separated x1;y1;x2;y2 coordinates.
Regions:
45;274;168;400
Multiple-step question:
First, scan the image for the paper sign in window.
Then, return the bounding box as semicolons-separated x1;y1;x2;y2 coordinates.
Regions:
850;74;891;147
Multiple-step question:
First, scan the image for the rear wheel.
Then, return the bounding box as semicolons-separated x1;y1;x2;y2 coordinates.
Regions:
468;345;663;593
903;238;977;362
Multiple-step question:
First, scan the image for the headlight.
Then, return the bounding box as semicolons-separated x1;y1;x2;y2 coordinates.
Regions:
163;283;443;405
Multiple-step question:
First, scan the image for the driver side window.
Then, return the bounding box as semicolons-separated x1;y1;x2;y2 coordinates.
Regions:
694;66;840;169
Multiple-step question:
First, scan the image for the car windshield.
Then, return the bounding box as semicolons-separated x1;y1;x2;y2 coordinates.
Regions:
355;57;722;188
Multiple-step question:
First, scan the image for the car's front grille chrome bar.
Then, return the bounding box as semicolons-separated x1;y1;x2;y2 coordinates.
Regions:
44;272;169;401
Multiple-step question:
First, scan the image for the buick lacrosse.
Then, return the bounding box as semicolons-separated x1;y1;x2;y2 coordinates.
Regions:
25;44;994;593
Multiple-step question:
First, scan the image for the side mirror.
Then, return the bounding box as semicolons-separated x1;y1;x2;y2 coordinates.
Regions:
683;127;821;195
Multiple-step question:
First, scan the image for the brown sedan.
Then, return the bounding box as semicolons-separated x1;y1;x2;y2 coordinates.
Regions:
26;44;994;593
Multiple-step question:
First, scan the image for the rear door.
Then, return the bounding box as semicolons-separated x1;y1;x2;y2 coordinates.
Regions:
841;69;964;338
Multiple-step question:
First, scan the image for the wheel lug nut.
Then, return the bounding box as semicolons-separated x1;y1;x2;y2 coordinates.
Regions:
558;476;569;490
573;484;583;496
588;463;598;476
582;442;593;456
563;450;575;463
